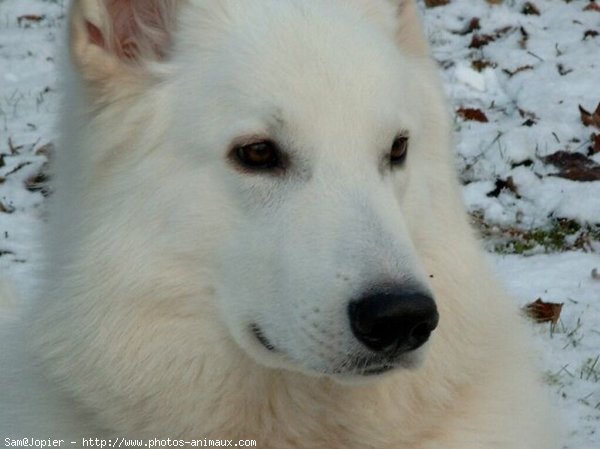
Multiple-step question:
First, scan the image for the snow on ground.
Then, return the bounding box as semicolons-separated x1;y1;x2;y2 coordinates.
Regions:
492;251;600;447
425;0;600;230
420;2;600;446
0;0;64;296
0;0;598;447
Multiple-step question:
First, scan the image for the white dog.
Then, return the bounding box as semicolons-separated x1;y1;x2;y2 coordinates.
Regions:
1;1;559;447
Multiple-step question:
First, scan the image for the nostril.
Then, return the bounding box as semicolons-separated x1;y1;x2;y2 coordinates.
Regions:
408;321;434;349
411;321;431;339
348;289;438;354
351;315;400;351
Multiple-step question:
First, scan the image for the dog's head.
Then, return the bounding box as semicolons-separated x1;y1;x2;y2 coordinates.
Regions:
69;0;451;379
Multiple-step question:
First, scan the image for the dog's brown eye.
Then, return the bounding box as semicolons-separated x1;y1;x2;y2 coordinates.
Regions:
390;136;409;166
235;141;280;170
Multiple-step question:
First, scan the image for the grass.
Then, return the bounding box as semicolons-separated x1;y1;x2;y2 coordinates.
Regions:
471;213;600;254
580;355;600;383
541;317;600;411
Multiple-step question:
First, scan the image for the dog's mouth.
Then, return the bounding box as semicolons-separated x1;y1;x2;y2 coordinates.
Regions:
251;324;277;352
332;360;398;377
358;364;396;375
249;325;419;377
334;351;421;377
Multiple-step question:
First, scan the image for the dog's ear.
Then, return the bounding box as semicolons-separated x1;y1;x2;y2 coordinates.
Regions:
386;0;431;57
69;0;183;93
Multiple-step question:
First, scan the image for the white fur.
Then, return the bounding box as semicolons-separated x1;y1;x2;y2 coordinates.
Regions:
0;0;560;447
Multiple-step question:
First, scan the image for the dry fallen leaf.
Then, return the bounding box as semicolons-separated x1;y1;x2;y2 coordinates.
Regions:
579;103;600;128
522;2;540;15
592;268;600;281
469;33;495;49
17;15;45;26
584;1;600;12
544;150;600;182
472;59;496;72
455;17;481;35
457;107;489;123
590;133;600;155
424;0;450;7
524;299;563;325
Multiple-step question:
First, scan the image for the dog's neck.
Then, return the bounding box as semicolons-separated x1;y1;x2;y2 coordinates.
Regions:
34;305;455;448
181;353;454;449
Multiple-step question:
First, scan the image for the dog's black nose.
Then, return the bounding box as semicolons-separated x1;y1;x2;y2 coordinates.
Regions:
348;289;439;353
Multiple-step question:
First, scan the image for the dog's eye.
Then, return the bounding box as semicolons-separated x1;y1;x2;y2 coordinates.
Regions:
234;141;280;170
390;135;409;166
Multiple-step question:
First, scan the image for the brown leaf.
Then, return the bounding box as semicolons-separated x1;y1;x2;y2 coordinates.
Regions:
455;17;481;35
424;0;450;7
469;33;495;49
471;59;496;72
584;1;600;12
592;268;600;281
524;299;563;325
590;133;600;155
465;17;481;33
457;107;489;123
544;150;600;181
556;167;600;182
579;103;600;129
17;14;45;25
521;2;540;15
544;150;593;167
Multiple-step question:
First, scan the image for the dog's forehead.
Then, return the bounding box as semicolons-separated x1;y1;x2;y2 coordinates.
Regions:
191;0;409;119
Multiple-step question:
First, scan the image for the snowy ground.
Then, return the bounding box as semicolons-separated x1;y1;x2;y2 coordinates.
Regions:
420;2;600;447
0;0;598;447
